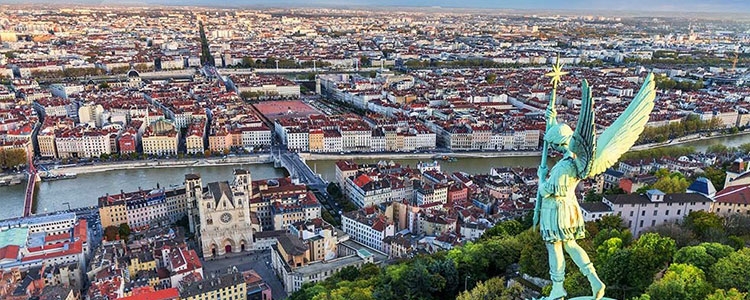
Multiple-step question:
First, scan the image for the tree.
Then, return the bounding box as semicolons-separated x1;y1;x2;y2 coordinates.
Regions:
518;229;548;279
0;148;27;170
375;258;451;300
651;175;689;193
428;256;460;298
738;143;750;154
600;233;677;298
199;22;214;66
173;215;189;231
654;168;670;179
645;264;713;300
456;277;523;300
596;214;627;232
104;225;119;241
706;288;747;300
596;237;624;264
622;147;696;162
700;242;734;262
333;266;362;282
359;56;371;68
723;213;750;238
710;248;750;292
683;211;724;241
673;245;717;273
702;167;727;190
485;73;497;84
645;223;695;248
481;220;524;240
322;210;338;226
599;248;646;299
593;228;632;249
706;144;730;154
118;223;131;240
584;190;603;203
98;82;110;89
562;270;591;298
632;233;677;271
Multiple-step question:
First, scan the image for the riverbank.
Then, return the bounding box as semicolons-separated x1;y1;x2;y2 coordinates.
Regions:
301;150;542;161
0;173;25;186
631;131;750;151
35;130;750;176
48;154;273;175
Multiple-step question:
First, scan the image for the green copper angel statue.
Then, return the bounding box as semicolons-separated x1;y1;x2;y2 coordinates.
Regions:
533;68;656;300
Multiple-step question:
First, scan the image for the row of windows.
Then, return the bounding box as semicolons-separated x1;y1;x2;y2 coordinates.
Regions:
629;209;683;217
715;202;750;207
714;208;750;214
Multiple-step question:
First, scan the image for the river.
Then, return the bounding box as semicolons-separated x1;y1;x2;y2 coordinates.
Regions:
0;164;285;220
0;133;748;220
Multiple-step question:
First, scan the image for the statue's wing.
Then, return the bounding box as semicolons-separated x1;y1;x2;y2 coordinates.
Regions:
588;73;656;177
570;79;595;179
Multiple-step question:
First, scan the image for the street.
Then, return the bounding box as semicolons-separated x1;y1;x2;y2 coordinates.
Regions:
202;250;287;300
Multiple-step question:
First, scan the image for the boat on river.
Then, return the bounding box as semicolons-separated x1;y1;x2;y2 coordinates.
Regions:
40;172;78;182
431;155;458;162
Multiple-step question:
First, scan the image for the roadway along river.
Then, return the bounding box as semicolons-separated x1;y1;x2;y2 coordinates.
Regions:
0;133;747;220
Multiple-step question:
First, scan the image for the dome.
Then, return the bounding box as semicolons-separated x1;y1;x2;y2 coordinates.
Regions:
687;177;717;198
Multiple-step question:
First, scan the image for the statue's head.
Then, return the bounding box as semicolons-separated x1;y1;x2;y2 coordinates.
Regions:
545;123;573;151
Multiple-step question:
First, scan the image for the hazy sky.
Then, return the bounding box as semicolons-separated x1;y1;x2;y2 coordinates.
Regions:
6;0;750;13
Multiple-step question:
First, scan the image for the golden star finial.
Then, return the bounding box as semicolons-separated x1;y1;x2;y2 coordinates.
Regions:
545;56;568;89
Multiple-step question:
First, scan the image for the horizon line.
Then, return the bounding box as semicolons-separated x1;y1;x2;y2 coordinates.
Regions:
2;2;750;16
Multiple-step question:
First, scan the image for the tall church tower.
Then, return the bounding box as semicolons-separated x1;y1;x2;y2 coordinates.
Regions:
185;174;203;233
233;169;251;194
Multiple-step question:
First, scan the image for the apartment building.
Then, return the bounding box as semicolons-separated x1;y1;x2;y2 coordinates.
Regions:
415;184;448;206
98;187;190;230
178;271;246;300
271;193;322;230
271;232;379;294
185;121;206;155
347;173;393;208
712;183;750;216
142;120;179;156
240;125;272;148
342;207;395;252
54;126;115;158
603;190;713;236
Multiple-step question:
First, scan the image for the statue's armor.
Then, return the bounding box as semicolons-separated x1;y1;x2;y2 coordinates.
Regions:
539;154;586;242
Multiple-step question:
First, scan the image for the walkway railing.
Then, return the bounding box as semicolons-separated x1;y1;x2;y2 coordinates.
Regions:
23;147;36;217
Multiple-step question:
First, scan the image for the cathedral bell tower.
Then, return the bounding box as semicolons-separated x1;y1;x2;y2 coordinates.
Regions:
185;173;203;233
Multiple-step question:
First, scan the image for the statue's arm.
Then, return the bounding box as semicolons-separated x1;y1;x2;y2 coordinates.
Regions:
545;105;558;131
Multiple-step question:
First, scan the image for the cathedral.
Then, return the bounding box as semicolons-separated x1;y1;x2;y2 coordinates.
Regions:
190;169;259;258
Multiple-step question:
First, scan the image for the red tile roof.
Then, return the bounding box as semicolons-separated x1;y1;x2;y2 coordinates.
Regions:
0;245;19;261
715;184;750;205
